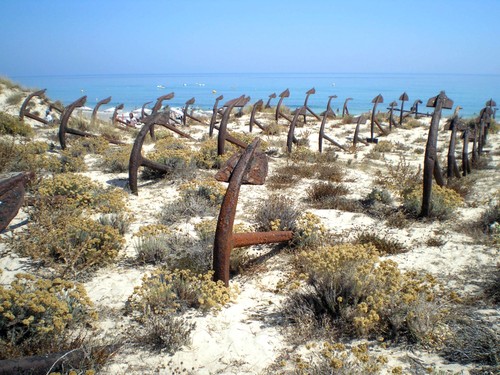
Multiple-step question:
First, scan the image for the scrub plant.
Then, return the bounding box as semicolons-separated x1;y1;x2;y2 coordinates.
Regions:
0;111;33;137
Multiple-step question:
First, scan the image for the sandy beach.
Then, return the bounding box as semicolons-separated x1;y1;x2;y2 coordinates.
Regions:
0;79;499;375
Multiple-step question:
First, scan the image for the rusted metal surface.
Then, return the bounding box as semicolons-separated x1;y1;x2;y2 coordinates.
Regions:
446;106;462;179
111;103;125;126
275;89;292;122
399;92;409;126
141;101;153;120
91;96;111;125
287;106;304;153
181;97;206;126
149;92;175;140
19;89;48;124
292;88;321;124
462;126;471;176
249;99;265;132
320;95;338;118
217;96;248;156
128;112;193;195
342;98;353;118
215;148;268;185
353;115;368;147
209;94;224;137
265;93;276;109
213;138;293;286
58;96;87;150
0;172;34;232
388;101;398;130
421;91;453;217
368;94;384;143
319;99;347;153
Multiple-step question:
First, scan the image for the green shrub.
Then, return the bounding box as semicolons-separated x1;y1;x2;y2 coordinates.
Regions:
194;138;233;169
11;202;124;278
0;273;97;359
0;111;33;137
142;148;196;180
255;195;300;232
0;139;59;175
127;268;233;316
100;145;132;173
285;244;451;346
375;155;421;198
306;182;349;203
354;231;406;255
373;140;393;153
403;184;463;220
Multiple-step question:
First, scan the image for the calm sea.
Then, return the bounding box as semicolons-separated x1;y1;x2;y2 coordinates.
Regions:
10;73;500;118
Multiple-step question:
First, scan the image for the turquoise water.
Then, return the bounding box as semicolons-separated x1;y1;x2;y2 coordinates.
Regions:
11;73;500;118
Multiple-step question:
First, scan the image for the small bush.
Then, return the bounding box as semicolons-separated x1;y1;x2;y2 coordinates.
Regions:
316;164;345;182
255;195;300;232
100;145;132;173
342;114;354;124
11;202;124;278
142;148;196;180
194;138;233;169
292;212;327;249
366;187;393;205
306;182;349;203
0;111;33;137
354;231;406;255
0;139;58;174
0;273;97;359
403;184;463;220
285;244;450;346
5;92;24;106
135;314;195;353
373;140;393;153
127;268;233;316
403;119;424;128
375;155;421;198
98;213;131;235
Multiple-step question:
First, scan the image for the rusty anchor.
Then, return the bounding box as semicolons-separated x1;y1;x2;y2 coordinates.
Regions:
367;94;385;143
217;96;250;156
318;99;347;153
148;92;175;140
111;103;125;126
249;99;266;132
290;88;321;124
128;112;193;195
353;115;368;148
399;92;409;126
387;101;398;130
275;89;293;123
445;106;463;179
91;96;111;125
0;172;34;232
421;91;453;217
265;93;276;109
182;97;207;126
213;138;293;286
342;97;353;118
140;101;153;120
209;94;224;138
58;96;125;150
19;89;49;125
320;95;338;119
462;125;472;177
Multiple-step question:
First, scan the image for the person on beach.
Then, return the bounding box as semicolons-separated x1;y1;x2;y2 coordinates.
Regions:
127;112;138;127
45;108;53;123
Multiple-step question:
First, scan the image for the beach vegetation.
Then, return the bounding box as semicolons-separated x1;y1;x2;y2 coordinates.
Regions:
98;212;131;236
403;118;425;128
0;111;34;137
375;155;421;199
0;272;97;359
99;144;132;173
353;231;406;255
142;147;196;180
373;140;393;153
403;184;463;220
255;194;300;232
283;243;452;347
0;76;23;90
305;182;355;212
5;92;25;106
341;114;354;124
0;139;61;175
194;137;234;169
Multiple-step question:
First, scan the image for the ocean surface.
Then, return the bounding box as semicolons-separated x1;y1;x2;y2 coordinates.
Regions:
10;73;500;118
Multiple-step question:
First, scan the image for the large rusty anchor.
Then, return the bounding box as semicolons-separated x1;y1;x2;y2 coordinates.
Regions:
398;92;409;126
213;138;293;286
444;106;463;179
111;103;126;126
209;94;224;138
148;92;175;140
265;93;276;109
342;97;353;118
0;172;34;232
320;95;338;119
128;112;193;195
318;98;347;153
140;101;153;120
290;88;321;124
91;96;111;125
352;115;368;148
387;101;398;130
421;91;453;217
249;99;266;132
19;89;49;125
275;89;293;123
217;96;250;156
58;96;125;150
182;97;208;126
367;94;385;143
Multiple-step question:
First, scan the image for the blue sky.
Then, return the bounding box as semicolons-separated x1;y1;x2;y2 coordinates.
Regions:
0;0;499;76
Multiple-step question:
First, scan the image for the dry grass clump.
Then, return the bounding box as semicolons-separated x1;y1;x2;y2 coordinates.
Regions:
288;146;338;164
0;139;57;174
306;182;359;212
99;145;132;173
373;140;393;153
255;195;300;232
5;92;25;106
316;164;345;182
403;184;464;220
0;111;34;137
98;212;131;235
0;272;97;359
341;114;354;124
11;201;124;278
194;137;233;169
283;244;452;346
403;118;425;128
142;138;196;180
71;136;110;155
375;155;421;198
354;231;406;255
160;179;225;224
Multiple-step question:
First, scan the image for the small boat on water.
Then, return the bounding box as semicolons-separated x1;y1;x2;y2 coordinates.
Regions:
157;85;165;89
